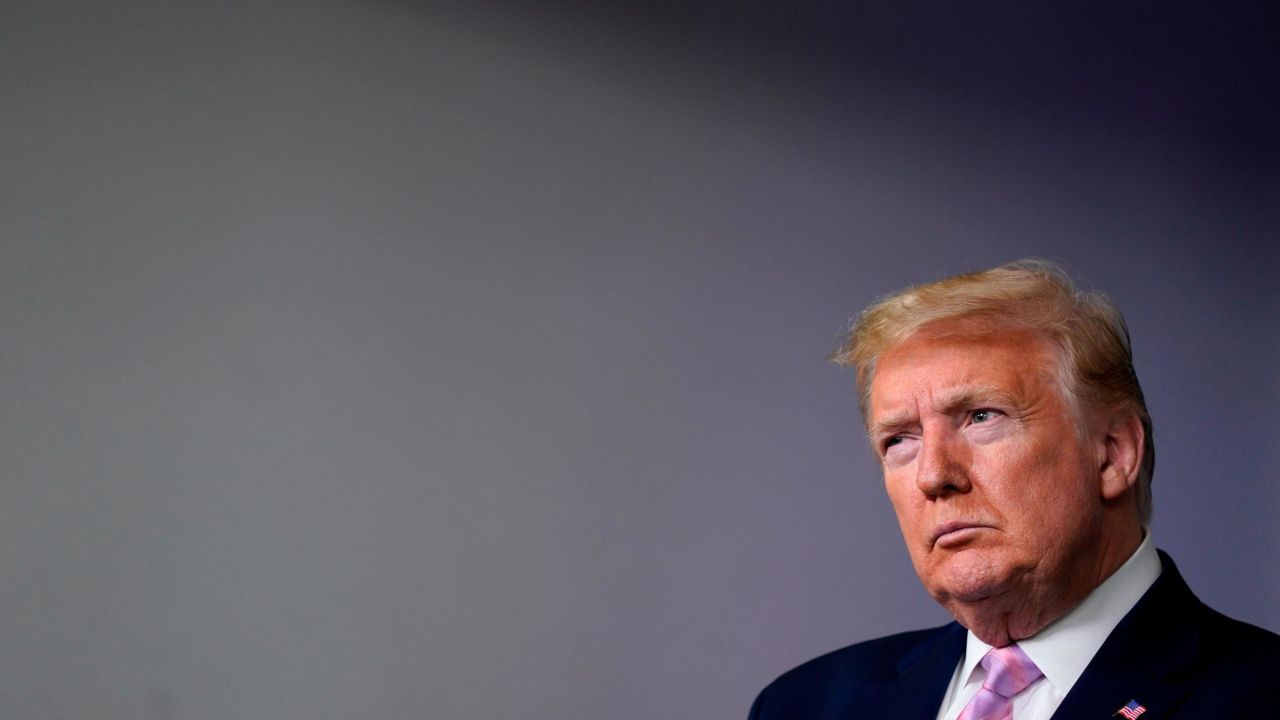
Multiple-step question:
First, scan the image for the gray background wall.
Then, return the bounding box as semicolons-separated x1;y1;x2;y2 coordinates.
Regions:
2;1;1276;718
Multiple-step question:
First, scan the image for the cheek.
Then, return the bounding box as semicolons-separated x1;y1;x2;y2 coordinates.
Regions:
883;469;918;507
986;445;1095;531
884;474;927;536
973;448;1054;521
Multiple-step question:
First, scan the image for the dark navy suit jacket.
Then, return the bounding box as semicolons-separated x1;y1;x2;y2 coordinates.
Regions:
749;552;1278;719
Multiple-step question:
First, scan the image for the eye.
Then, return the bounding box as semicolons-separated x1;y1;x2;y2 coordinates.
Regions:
971;409;998;423
878;432;918;465
879;435;908;456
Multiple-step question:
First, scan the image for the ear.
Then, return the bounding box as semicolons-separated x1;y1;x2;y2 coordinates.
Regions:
1097;410;1145;501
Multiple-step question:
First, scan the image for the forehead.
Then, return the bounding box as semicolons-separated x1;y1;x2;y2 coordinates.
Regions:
869;326;1062;418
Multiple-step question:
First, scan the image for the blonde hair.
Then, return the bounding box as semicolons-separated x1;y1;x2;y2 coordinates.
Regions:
833;259;1155;523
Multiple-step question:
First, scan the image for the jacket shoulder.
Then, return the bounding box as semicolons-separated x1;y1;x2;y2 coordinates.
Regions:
749;624;961;720
1196;606;1280;676
1150;552;1280;678
769;625;956;686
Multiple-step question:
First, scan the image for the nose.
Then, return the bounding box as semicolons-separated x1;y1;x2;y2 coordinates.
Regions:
915;429;972;498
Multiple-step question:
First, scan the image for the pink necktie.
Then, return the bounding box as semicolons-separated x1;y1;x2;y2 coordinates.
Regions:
955;644;1043;720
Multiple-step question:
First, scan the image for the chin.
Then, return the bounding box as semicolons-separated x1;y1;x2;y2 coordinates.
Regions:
926;553;1017;605
940;581;1008;605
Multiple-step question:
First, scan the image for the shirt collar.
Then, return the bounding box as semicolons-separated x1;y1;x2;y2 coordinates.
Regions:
956;533;1161;691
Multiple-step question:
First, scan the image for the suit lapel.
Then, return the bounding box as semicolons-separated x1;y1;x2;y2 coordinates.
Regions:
860;623;966;719
1050;551;1202;720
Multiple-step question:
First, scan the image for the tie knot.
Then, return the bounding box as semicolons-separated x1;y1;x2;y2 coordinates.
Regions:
979;644;1043;699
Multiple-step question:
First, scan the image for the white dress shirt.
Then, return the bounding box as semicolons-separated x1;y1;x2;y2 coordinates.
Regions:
934;534;1161;720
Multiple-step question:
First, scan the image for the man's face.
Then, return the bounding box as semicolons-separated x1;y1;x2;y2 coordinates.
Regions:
867;325;1107;619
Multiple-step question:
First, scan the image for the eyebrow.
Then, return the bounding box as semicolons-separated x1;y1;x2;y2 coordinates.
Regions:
869;385;1016;439
935;385;1016;414
868;413;915;440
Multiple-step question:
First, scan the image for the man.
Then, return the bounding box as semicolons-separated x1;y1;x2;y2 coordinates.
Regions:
749;260;1278;719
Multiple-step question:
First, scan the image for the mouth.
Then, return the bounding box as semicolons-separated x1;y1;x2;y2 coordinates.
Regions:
931;521;993;548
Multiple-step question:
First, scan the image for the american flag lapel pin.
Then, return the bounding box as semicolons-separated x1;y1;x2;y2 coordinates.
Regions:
1114;699;1147;719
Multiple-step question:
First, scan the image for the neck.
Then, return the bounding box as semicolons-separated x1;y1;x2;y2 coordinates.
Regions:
953;520;1143;647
